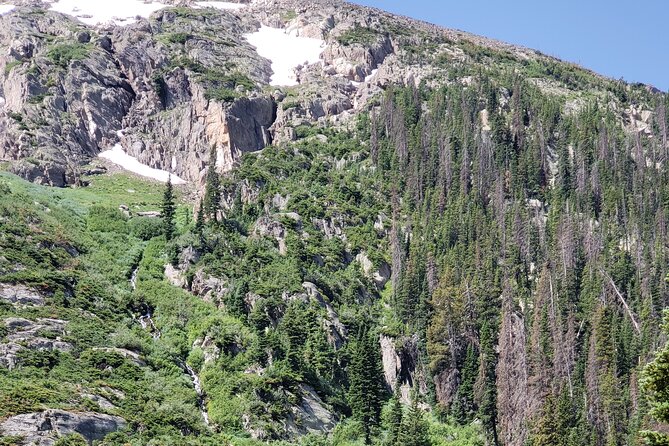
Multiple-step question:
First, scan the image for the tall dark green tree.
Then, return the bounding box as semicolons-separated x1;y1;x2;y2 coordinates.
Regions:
195;199;205;235
348;326;387;444
162;175;176;241
203;146;221;222
385;386;404;446
641;309;669;446
398;392;431;446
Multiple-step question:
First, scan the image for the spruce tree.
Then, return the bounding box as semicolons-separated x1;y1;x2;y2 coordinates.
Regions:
348;326;387;444
203;146;221;222
398;392;431;446
641;309;669;446
161;175;176;241
385;386;403;446
195;199;205;235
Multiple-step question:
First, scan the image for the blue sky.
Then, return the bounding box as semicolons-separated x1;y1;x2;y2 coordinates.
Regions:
350;0;668;92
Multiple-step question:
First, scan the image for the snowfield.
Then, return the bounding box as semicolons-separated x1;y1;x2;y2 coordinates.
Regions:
194;1;247;10
99;145;186;184
49;0;166;26
0;4;15;14
244;26;324;86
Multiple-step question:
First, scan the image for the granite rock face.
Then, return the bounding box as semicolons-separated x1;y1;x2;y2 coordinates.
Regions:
0;0;487;186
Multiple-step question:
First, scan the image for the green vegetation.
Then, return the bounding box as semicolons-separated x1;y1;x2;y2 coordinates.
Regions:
336;27;381;46
203;146;221;221
46;43;90;68
165;57;255;102
2;12;669;446
4;60;24;75
642;309;669;445
281;10;298;22
159;32;193;45
162;177;176;241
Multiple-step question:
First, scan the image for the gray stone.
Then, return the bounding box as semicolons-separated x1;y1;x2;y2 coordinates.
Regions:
0;283;46;306
0;410;126;445
1;317;71;369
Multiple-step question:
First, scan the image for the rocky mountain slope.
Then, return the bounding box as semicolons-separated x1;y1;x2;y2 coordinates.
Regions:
1;1;668;446
2;0;651;186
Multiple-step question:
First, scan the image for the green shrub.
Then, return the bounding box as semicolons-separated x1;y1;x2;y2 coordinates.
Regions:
0;436;25;446
54;433;87;446
46;43;90;68
87;206;128;233
205;87;238;103
336;27;380;46
129;217;164;240
162;32;192;44
15;349;61;370
4;60;23;75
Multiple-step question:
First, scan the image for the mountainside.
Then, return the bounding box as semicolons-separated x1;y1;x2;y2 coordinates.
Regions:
1;1;668;446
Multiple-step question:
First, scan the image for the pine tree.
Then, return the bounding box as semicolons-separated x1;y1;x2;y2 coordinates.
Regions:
348;326;387;444
641;309;669;446
161;175;176;241
398;392;431;446
203;146;221;222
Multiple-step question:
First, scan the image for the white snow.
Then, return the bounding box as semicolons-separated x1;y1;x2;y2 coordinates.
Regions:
0;4;15;14
99;145;186;184
195;1;246;10
352;69;378;88
49;0;167;26
244;25;324;86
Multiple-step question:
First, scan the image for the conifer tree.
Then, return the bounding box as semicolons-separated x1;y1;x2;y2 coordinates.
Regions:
195;199;205;235
348;326;387;444
161;175;176;241
641;310;669;446
203;146;221;222
398;392;431;446
385;386;404;446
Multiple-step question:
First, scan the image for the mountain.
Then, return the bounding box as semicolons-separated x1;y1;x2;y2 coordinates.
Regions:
0;1;668;445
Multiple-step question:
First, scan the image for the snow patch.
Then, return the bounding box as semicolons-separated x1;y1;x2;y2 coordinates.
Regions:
0;4;15;14
195;1;246;10
244;25;324;86
99;145;186;184
352;69;378;88
49;0;166;26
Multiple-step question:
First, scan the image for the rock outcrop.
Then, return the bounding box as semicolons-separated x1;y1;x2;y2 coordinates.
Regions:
286;384;337;436
0;283;47;306
0;317;71;369
0;410;126;445
380;333;428;403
